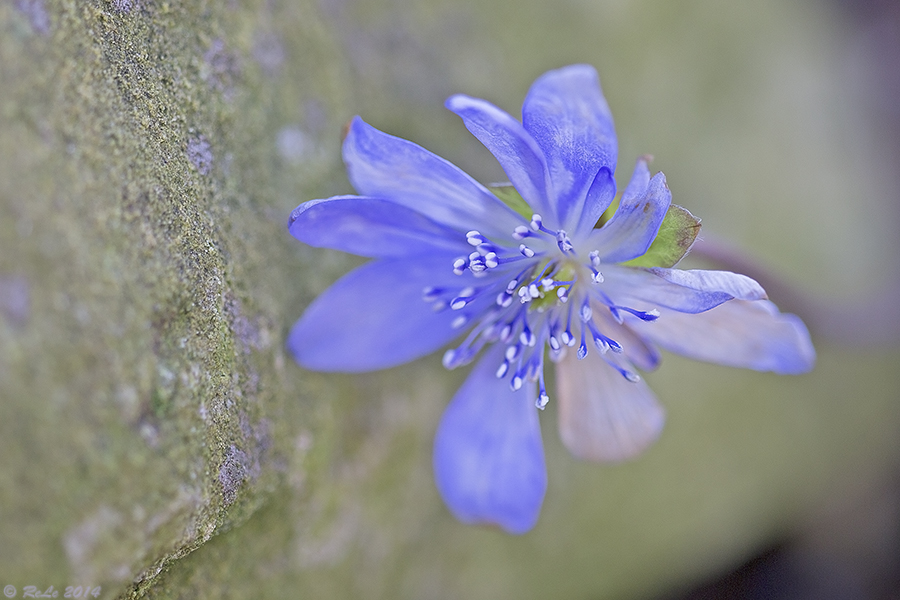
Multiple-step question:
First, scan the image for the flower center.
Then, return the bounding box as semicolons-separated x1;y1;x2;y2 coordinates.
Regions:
426;213;658;410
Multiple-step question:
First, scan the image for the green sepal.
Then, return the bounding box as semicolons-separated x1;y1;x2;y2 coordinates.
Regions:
488;184;533;220
621;204;701;268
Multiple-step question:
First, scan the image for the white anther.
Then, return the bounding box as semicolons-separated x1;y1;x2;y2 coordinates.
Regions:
505;345;519;361
500;324;513;342
528;284;540;298
469;262;485;273
589;250;601;269
507;279;518;292
592;271;604;284
519;244;535;258
520;330;536;347
594;337;609;353
451;315;468;329
561;331;575;346
624;371;641;383
484;252;499;268
442;349;456;368
530;214;543;231
459;287;475;298
450;298;468;310
548;336;560;350
432;300;447;312
536;394;549;410
580;304;593;322
556;230;574;253
496;292;511;307
541;278;555;291
511;376;523;390
468;251;480;261
647;309;660;318
496;361;509;378
513;225;529;240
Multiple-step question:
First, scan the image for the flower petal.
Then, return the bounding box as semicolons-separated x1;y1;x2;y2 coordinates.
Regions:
588;163;671;263
342;116;523;238
444;94;554;222
288;196;468;258
522;64;618;230
600;267;740;314
288;255;490;372
628;299;816;374
433;346;547;534
647;268;767;301
574;167;616;237
555;349;665;462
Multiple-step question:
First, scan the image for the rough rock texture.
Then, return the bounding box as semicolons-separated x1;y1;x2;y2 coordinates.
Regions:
1;0;899;599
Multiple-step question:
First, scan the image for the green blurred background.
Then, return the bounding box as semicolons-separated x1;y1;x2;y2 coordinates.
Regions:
1;0;899;598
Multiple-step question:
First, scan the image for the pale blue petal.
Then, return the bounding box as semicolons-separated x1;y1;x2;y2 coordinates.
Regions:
555;348;665;462
445;95;554;223
574;167;616;237
588;166;671;263
600;266;736;314
621;155;651;201
288;256;491;372
522;64;618;230
288;196;468;258
342;117;523;238
647;268;767;301
433;346;547;534
628;299;816;374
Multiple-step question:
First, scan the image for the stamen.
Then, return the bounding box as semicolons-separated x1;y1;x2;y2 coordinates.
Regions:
579;299;593;323
512;225;531;240
561;301;576;346
451;314;468;329
519;244;535;258
556;230;575;255
442;349;457;369
450;297;470;310
496;360;510;378
536;373;549;410
589;250;602;269
607;362;640;382
586;321;614;354
510;373;523;391
577;324;588;359
548;335;560;350
619;307;661;322
519;326;536;347
466;231;485;246
422;286;442;301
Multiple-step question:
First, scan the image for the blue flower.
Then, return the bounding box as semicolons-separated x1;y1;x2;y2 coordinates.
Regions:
287;65;816;534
